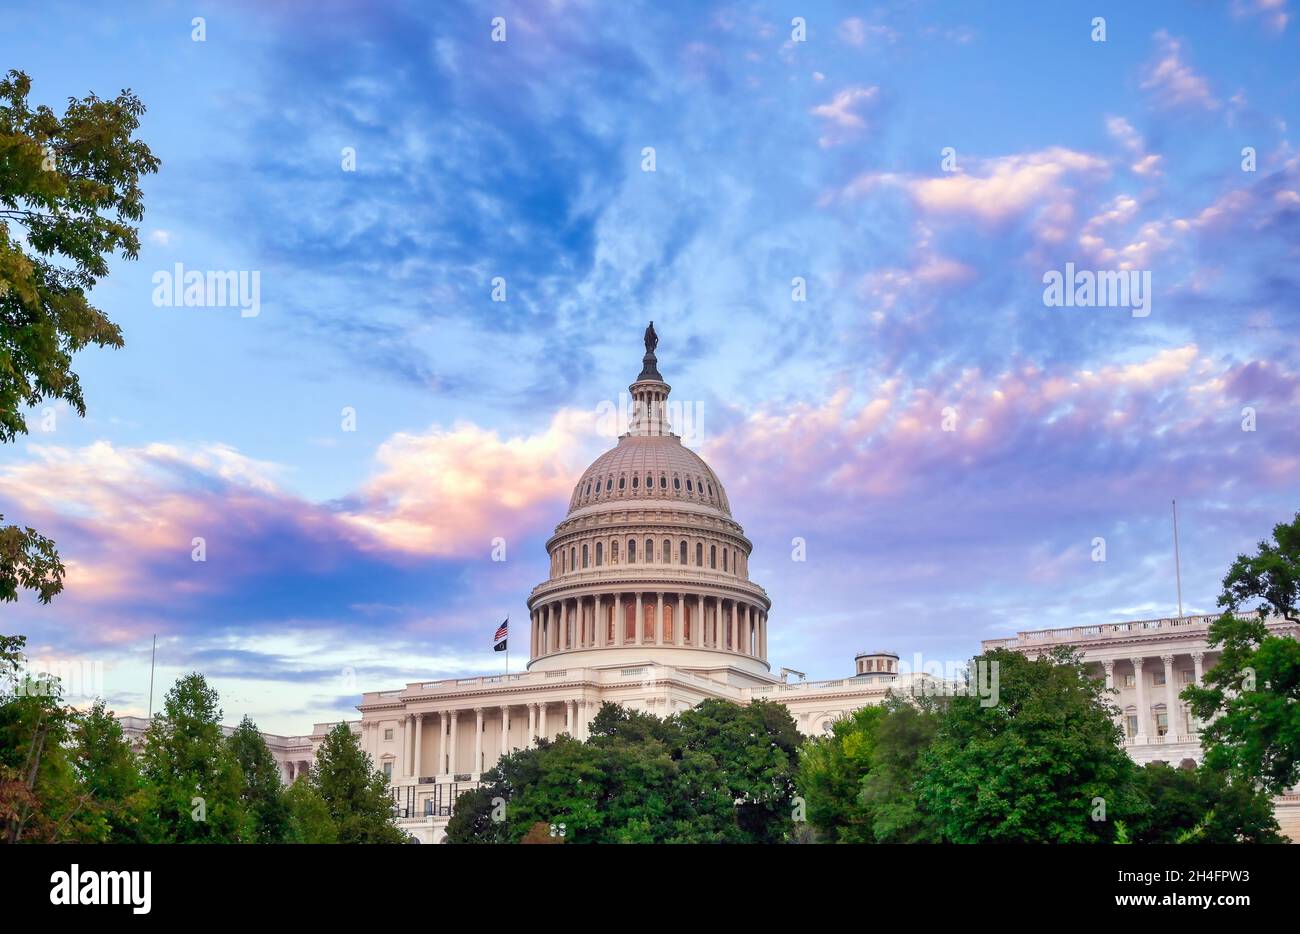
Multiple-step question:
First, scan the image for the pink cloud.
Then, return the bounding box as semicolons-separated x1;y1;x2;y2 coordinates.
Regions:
810;85;879;147
1141;31;1218;111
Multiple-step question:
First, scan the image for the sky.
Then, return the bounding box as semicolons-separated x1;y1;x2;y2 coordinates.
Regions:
1;0;1298;734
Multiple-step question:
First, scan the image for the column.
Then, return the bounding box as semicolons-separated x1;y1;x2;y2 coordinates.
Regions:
545;603;555;654
697;594;705;647
1102;659;1115;691
565;700;574;736
655;592;664;644
760;611;767;657
500;706;510;756
1162;654;1178;739
675;594;684;646
616;593;625;647
596;595;605;647
1131;657;1147;741
474;707;484;774
448;709;459;774
1192;651;1204;686
539;702;548;740
527;704;536;746
530;610;538;657
437;710;447;775
635;593;643;645
399;714;409;777
743;604;751;655
413;713;423;779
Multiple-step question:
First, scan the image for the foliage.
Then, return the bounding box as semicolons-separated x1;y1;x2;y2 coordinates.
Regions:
917;648;1142;843
309;722;405;844
227;715;291;843
0;70;158;602
73;698;151;841
1185;511;1300;793
284;779;338;844
1129;762;1285;844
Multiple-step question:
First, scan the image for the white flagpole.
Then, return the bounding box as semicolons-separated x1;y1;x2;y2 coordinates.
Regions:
1172;499;1184;618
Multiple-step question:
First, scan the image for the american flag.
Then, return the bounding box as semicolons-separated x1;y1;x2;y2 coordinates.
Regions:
493;618;508;651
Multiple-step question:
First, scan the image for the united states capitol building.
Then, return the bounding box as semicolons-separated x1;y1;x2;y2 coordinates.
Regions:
121;327;1300;842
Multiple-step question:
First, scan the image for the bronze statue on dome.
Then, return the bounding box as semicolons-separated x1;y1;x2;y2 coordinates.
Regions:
644;321;658;355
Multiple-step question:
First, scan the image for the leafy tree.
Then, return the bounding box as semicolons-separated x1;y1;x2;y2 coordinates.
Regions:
140;673;249;842
227;715;290;843
310;722;405;844
861;696;943;842
284;778;338;844
1186;511;1300;792
917;648;1141;842
796;705;884;842
0;70;158;602
0;633;95;841
1128;762;1285;844
72;699;150;841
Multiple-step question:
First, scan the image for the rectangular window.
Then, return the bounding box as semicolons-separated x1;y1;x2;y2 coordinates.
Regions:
1123;674;1135;688
1126;715;1138;737
1180;669;1194;683
1153;669;1166;686
383;761;393;779
384;728;393;741
1156;712;1169;737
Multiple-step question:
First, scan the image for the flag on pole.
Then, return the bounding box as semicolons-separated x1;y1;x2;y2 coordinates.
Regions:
493;618;508;652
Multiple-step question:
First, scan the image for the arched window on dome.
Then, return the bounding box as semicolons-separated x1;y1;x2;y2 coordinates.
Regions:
679;540;687;564
582;544;589;569
611;539;619;564
585;482;591;497
645;474;653;492
628;539;636;563
707;482;714;497
631;475;639;490
645;538;654;562
696;542;703;566
595;542;603;566
662;539;670;564
686;478;693;492
606;477;612;491
710;545;717;569
673;476;681;491
723;549;728;572
571;547;577;571
619;475;626;491
660;474;667;489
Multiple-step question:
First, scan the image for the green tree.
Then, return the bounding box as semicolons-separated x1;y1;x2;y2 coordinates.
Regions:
140;673;248;842
1128;762;1285;844
72;699;151;842
795;705;885;842
861;696;942;842
918;648;1141;843
227;715;290;843
310;722;405;844
1186;511;1300;793
0;634;95;841
0;70;158;602
284;779;338;844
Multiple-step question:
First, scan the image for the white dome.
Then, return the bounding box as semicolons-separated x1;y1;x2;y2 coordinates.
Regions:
567;433;731;516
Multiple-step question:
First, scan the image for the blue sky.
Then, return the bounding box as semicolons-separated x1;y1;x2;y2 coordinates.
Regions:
1;0;1298;733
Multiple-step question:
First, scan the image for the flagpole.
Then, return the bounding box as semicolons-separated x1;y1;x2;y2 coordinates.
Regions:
147;634;156;720
1172;499;1184;618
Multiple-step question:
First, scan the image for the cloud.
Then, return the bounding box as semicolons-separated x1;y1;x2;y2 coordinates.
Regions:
810;85;880;147
1141;31;1218;111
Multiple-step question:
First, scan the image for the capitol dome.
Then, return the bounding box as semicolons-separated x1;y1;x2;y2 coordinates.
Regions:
526;324;772;679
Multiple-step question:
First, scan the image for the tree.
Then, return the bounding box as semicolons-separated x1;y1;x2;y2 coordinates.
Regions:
917;648;1142;843
1186;511;1300;793
795;705;884;843
0;633;95;842
284;779;338;844
140;673;249;842
0;70;159;602
861;696;943;842
310;722;405;844
73;699;151;842
227;716;290;843
1128;762;1286;844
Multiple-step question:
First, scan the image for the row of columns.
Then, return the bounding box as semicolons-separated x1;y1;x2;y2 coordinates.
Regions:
529;593;768;659
1100;651;1206;742
378;701;596;780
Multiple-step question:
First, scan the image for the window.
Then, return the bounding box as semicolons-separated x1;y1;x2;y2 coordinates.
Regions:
384;728;393;741
1126;715;1138;738
585;483;591;496
619;476;626;490
723;549;728;572
660;475;667;489
1180;669;1194;684
686;479;693;492
696;543;703;566
1124;673;1136;688
710;545;717;569
663;539;670;564
612;540;619;564
595;542;603;566
632;475;639;489
606;477;612;491
383;761;393;779
645;538;654;562
1152;669;1166;686
570;546;576;571
673;476;681;490
582;544;588;568
628;539;636;562
679;540;687;564
1156;710;1169;737
645;474;652;491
